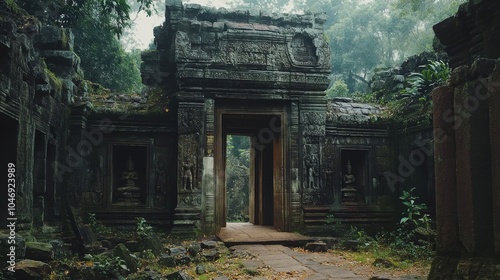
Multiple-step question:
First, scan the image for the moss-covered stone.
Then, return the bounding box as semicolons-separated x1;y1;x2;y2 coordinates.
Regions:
25;242;54;261
46;68;62;94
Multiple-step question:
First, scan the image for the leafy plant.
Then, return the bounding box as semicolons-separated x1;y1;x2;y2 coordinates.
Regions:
84;254;128;278
399;188;436;250
136;217;153;238
88;213;111;235
399;188;427;227
399;60;450;108
325;79;350;98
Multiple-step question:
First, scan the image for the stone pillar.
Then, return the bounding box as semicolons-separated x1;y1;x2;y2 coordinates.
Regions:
490;60;500;255
432;85;459;254
453;67;493;255
64;104;92;208
17;81;35;230
289;101;301;231
202;99;215;234
172;99;205;234
299;99;327;206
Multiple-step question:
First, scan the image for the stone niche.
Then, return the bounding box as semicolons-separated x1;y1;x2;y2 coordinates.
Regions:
340;149;370;205
110;145;149;206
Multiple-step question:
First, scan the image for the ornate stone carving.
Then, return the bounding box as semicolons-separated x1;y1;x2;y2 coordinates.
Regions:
177;134;199;193
288;34;318;66
181;156;195;191
175;31;191;59
178;193;201;207
304;153;319;190
301;111;326;136
178;107;204;134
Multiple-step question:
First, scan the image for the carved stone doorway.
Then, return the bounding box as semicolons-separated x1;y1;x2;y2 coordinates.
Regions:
215;106;288;232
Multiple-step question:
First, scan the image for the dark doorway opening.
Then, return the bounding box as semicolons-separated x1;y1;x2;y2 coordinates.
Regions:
33;130;46;227
45;139;57;223
0;114;18;228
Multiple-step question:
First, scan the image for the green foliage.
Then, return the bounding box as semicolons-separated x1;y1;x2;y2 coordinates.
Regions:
399;187;436;250
376;228;432;261
88;213;112;235
14;0;155;37
399;60;450;109
325;188;435;261
46;68;62;94
226;135;251;222
4;0;22;14
73;23;143;93
84;253;128;278
136;217;153;238
325;79;350;98
399;187;427;226
297;0;460;91
13;0;148;93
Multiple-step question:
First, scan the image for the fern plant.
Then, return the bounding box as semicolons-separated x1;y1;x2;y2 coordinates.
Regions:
400;60;450;108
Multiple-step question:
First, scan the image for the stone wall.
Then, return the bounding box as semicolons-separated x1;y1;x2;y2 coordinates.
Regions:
0;8;84;232
429;0;500;277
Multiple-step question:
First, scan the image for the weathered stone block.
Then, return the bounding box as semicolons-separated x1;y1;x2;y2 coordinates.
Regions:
201;32;216;45
166;270;193;280
13;259;52;280
38;26;74;51
159;254;176;267
469;58;496;79
188;34;201;44
449;65;470;86
305;241;327;252
42;50;80;67
200;240;217;249
212;22;225;31
25;242;54;261
113;243;138;273
140;235;164;256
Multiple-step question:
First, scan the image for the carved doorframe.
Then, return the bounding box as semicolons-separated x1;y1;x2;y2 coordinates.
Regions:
214;105;289;232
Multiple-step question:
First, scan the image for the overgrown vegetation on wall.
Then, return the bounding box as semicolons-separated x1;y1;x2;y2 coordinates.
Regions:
10;0;157;93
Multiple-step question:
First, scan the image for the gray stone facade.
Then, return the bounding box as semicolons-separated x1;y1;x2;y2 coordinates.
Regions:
0;1;435;238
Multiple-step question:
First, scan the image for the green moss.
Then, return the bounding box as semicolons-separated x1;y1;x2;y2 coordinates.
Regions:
145;87;167;113
46;68;62;94
87;81;110;96
5;0;22;14
61;29;68;50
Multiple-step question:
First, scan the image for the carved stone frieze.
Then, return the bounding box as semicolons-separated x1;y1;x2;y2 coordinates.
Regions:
178;193;202;207
301;111;326;136
178;106;204;134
